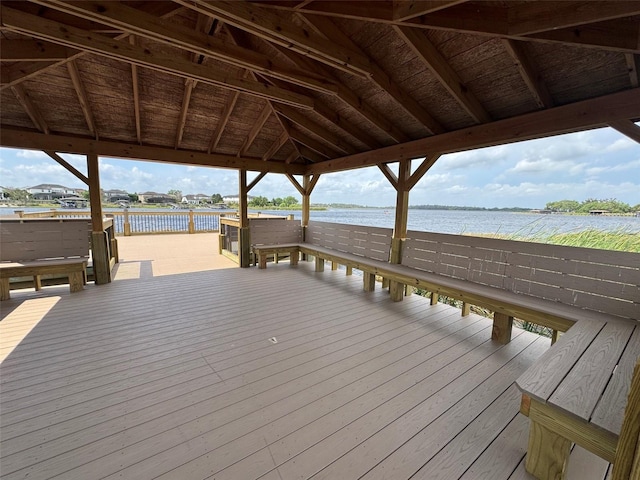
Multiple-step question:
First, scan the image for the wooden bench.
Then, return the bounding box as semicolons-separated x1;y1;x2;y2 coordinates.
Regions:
516;319;640;479
0;219;90;300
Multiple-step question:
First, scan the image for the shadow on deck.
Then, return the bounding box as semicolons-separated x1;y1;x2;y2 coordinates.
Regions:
1;234;606;479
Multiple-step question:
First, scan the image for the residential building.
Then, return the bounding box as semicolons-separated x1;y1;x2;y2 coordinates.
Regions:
27;184;78;200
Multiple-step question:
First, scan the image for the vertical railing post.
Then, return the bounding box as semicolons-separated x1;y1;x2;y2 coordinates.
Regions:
123;208;131;236
188;209;195;234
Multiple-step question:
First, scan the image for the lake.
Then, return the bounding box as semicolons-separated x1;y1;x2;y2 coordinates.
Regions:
2;206;638;235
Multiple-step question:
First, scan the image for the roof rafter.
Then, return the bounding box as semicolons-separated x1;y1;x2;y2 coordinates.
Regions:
32;0;338;96
0;128;307;174
299;13;445;135
174;0;374;77
11;84;50;134
287;127;341;159
394;1;468;21
0;39;75;61
1;6;314;109
501;39;553;109
262;130;290;161
129;35;142;144
208;90;240;154
66;60;98;139
609;119;640;144
306;88;640;174
238;104;273;157
394;25;491;123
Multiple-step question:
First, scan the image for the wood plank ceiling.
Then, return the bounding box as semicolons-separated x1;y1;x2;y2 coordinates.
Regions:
1;1;639;175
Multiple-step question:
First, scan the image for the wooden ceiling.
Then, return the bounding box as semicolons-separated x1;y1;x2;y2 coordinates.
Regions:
1;1;639;176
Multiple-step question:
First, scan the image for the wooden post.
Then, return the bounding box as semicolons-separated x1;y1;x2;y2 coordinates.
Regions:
389;160;411;301
87;153;110;284
492;312;514;344
123;208;131;236
188;209;195;234
238;169;251;268
301;174;311;260
611;359;640;480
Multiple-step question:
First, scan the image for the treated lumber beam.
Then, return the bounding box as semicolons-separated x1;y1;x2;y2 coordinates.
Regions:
247;171;267;192
175;79;195;148
66;60;98;139
299;13;445;135
285;149;300;164
609;119;640;144
238;104;273;156
0;128;307;175
33;0;337;95
1;6;314;109
393;1;468;21
501;39;554;109
377;164;398;190
0;39;75;61
287;129;339;159
11;85;50;134
406;154;441;190
305;88;640;174
176;0;373;77
262;130;290;160
626;54;639;87
129;36;142;144
507;1;640;36
285;174;306;196
45;151;89;185
296;144;326;163
208;90;240;153
395;25;491;123
314;102;382;149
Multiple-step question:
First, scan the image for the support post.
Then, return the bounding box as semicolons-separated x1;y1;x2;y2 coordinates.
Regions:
389;160;411;301
87;153;110;284
492;312;514;344
301;174;311;260
238;169;250;268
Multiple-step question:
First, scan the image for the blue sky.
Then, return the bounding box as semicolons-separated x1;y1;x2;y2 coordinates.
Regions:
1;126;638;208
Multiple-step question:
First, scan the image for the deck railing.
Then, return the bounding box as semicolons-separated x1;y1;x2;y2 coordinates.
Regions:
15;209;222;236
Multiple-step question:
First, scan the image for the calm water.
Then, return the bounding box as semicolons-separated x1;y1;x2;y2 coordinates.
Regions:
2;207;638;235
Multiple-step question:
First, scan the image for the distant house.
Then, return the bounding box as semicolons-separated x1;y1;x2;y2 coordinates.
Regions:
27;184;78;200
138;191;174;204
223;194;254;204
181;194;210;205
104;189;130;202
0;186;8;200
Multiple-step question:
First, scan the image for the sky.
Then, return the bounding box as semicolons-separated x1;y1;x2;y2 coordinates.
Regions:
1;126;638;208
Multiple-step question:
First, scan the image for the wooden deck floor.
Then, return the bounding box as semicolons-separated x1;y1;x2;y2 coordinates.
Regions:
0;234;604;479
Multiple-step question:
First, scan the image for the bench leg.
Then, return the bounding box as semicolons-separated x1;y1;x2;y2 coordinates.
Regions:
430;292;439;305
492;312;513;344
315;257;325;272
69;271;84;293
290;250;299;266
331;261;338;271
382;278;389;289
34;275;42;291
525;420;571;480
363;272;375;292
405;284;412;296
274;253;279;264
258;254;268;269
1;278;10;300
389;281;404;302
346;266;353;276
462;302;470;316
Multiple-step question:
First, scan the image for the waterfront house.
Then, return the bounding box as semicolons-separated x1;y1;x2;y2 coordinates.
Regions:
26;183;77;201
103;189;130;202
182;193;211;205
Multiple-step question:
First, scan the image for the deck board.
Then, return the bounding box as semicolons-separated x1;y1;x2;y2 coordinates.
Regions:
0;233;609;480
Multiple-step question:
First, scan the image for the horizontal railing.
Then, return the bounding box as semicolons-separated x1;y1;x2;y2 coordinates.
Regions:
15;209;223;236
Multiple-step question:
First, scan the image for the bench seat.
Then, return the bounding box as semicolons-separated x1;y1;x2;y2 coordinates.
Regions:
516;318;640;479
0;258;87;300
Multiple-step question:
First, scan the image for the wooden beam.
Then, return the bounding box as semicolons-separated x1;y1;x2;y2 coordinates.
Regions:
305;88;640;174
66;60;98;139
0;39;75;61
377;164;399;190
11;85;50;134
262;130;290;160
129;36;142;144
406;154;441;190
296;144;326;163
626;54;640;88
287;129;338;158
0;128;307;175
501;39;554;109
175;79;196;148
395;25;491;124
394;1;468;21
87;152;111;284
1;6;315;109
507;1;640;36
44;151;88;185
247;171;268;192
272;102;359;155
285;149;300;164
208;91;240;153
34;0;337;95
609;119;640;144
285;174;306;196
176;0;373;77
238;104;272;156
313;101;382;149
299;13;445;135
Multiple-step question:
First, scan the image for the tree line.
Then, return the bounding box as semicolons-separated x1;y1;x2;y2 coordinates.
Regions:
545;198;639;213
